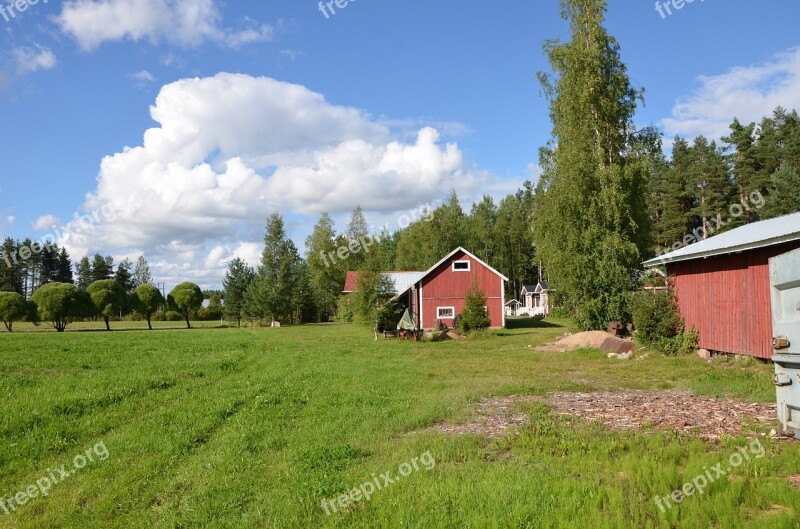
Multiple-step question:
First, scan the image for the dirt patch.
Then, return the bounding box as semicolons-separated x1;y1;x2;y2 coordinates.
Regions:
433;390;778;440
532;331;614;353
547;389;777;439
432;395;538;437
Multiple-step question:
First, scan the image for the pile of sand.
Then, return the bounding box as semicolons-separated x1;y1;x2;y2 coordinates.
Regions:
533;331;613;352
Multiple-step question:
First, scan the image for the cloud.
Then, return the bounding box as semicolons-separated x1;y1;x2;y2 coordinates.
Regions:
129;70;156;82
280;49;304;61
66;73;499;288
662;46;800;141
5;216;14;226
55;0;273;51
32;214;62;231
13;46;57;75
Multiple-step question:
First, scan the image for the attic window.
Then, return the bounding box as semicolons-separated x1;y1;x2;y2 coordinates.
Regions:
452;260;471;272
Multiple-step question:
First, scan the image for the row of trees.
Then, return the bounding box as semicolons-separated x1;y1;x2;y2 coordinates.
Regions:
648;108;800;250
0;280;203;332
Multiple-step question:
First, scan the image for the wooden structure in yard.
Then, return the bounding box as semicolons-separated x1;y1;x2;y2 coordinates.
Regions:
344;247;508;330
644;212;800;359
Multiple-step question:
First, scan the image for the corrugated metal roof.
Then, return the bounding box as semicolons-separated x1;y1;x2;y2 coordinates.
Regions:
343;271;424;294
384;272;425;294
643;211;800;267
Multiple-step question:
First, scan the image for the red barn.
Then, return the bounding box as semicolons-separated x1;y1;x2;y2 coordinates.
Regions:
344;247;508;330
644;212;800;359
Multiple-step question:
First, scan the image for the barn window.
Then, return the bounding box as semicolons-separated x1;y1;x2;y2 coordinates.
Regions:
452;260;471;272
437;307;455;319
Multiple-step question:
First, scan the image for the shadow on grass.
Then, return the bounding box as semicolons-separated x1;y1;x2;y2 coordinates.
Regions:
504;318;562;330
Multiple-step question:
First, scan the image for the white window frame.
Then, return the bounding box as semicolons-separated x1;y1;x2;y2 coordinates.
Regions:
437;306;455;319
452;260;471;272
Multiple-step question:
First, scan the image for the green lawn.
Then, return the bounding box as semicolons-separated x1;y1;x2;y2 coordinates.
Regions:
0;320;797;528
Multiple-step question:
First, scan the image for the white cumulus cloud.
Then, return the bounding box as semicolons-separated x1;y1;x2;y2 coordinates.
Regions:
13;46;57;75
67;73;496;288
32;214;62;231
662;46;800;141
56;0;273;51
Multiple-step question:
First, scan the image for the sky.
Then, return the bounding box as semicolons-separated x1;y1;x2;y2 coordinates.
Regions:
1;0;799;289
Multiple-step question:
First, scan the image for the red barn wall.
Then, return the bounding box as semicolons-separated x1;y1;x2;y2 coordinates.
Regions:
420;250;504;329
667;242;800;359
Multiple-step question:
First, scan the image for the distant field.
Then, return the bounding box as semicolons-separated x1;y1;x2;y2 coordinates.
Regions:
1;320;798;528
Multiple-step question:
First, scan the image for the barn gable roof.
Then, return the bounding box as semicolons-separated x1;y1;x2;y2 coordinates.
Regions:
419;247;509;282
643;211;800;267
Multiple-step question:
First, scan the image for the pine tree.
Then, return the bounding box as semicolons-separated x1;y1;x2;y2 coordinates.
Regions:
345;206;369;270
39;244;60;287
465;195;497;264
245;213;301;324
305;212;344;321
90;254;113;283
222;257;255;327
659;137;696;249
686;137;732;238
0;238;22;294
723;118;762;224
533;0;650;329
114;258;134;292
56;248;74;284
762;161;800;219
76;256;92;290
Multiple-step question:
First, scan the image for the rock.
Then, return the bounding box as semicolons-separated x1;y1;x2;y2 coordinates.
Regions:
607;353;618;359
697;349;712;361
770;429;778;438
617;352;632;360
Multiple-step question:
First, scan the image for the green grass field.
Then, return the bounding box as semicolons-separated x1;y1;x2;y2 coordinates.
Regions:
1;320;798;528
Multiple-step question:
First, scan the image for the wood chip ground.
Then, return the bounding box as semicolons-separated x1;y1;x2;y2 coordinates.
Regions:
433;390;777;439
547;389;777;439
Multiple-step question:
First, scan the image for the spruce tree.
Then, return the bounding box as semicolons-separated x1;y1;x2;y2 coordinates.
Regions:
222;257;255;327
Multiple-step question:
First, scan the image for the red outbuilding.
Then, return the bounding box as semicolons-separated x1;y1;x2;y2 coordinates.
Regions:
644;212;800;359
344;247;508;330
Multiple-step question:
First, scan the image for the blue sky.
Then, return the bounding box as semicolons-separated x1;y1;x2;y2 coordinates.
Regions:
1;0;799;288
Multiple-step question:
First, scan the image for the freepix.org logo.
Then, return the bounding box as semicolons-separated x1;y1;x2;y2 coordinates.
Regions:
1;0;47;23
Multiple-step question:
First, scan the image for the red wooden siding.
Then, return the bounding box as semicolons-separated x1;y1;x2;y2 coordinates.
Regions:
667;242;800;359
419;250;504;329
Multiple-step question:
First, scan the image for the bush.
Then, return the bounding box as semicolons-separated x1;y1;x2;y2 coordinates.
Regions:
630;291;681;345
165;311;183;322
461;281;491;333
656;327;700;355
336;295;353;323
631;290;698;354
